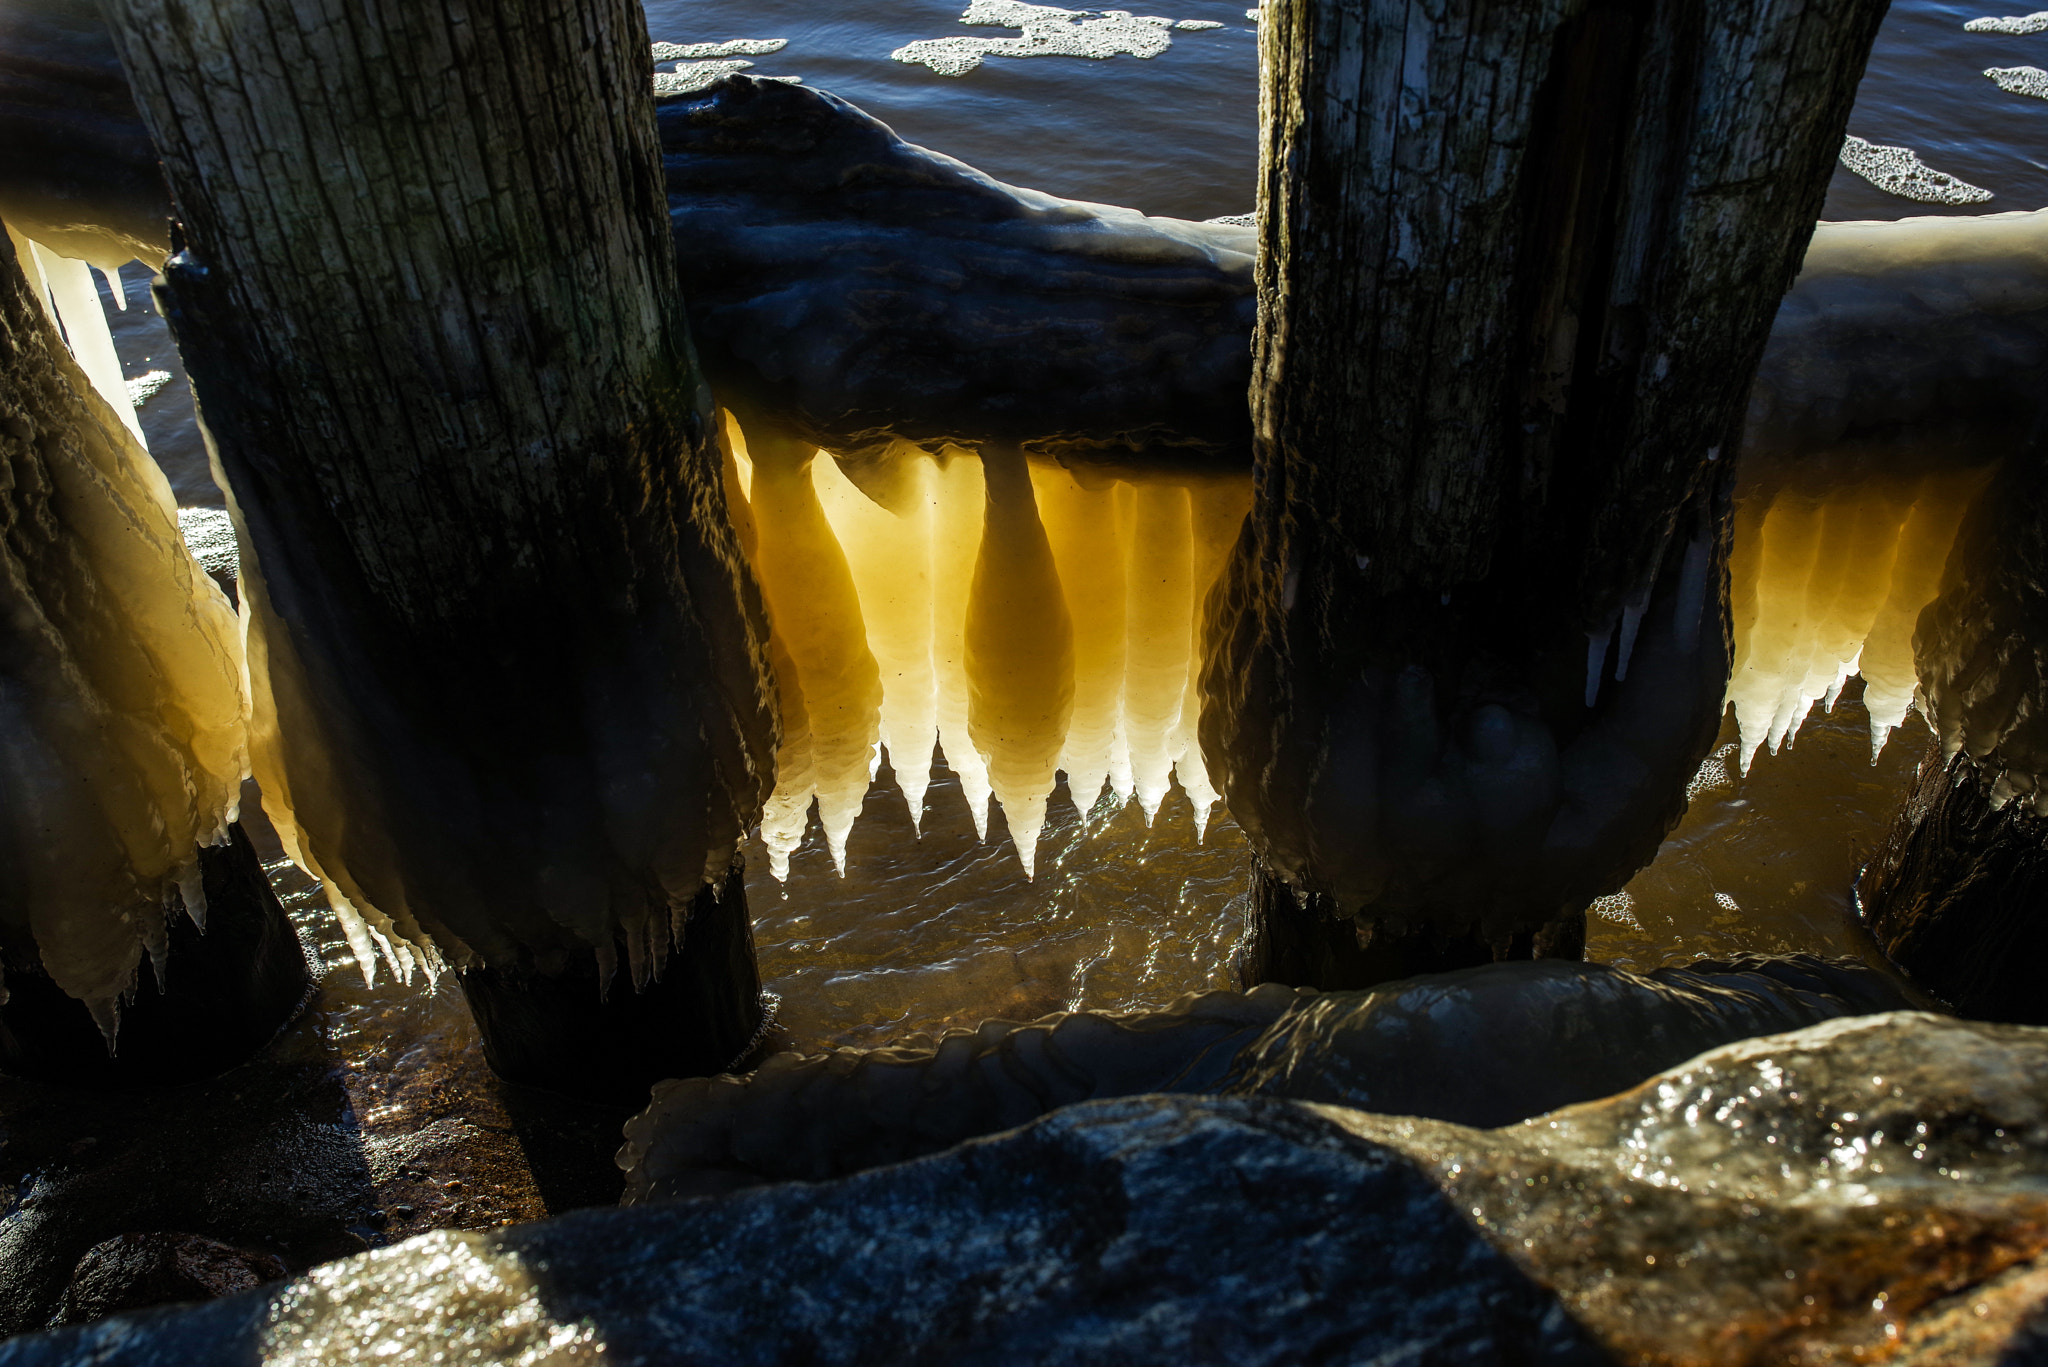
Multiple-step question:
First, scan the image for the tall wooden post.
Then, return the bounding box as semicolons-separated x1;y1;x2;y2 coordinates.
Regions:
1208;0;1886;987
99;0;779;1100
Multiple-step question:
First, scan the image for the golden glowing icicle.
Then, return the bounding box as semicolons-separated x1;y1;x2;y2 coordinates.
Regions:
965;447;1075;877
1858;468;1995;755
8;229;145;448
716;419;814;884
739;422;883;876
966;448;1081;877
1726;464;1996;770
1034;463;1126;824
815;446;940;832
932;454;995;839
1;227;248;1026
1171;476;1253;837
1120;482;1194;823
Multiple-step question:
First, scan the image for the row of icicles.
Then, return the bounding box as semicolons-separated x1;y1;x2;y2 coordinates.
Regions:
721;406;1998;882
18;219;1999;889
719;413;1252;880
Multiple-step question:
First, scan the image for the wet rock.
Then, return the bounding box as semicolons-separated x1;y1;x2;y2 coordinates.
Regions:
16;1012;2048;1360
1339;1011;2048;1363
10;1011;2048;1365
52;1232;284;1327
1;1096;1605;1366
620;953;1918;1200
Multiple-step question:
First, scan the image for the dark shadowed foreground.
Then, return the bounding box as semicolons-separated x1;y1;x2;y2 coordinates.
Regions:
6;1012;2047;1366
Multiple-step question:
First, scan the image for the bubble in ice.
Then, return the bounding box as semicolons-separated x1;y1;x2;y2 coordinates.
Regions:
1836;135;1993;204
1965;10;2048;32
1986;65;2048;99
649;39;796;96
892;2;1225;78
1204;212;1257;227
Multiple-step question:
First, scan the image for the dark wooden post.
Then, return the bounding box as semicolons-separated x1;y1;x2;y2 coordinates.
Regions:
98;0;780;1101
1207;0;1886;987
1858;449;2048;1023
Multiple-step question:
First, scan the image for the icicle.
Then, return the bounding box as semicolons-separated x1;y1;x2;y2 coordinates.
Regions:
1123;483;1194;823
25;237;145;446
1725;465;1994;772
1584;628;1613;709
1035;463;1126;831
815;444;941;835
932;454;994;840
965;446;1074;877
96;263;126;310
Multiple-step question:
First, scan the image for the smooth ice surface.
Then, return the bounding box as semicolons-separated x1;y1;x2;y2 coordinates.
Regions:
1838;134;1994;203
0;233;248;1025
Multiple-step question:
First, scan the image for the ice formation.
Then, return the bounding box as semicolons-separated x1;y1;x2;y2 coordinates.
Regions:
6;228;144;447
892;3;1226;78
1725;465;1994;768
720;411;1249;879
648;39;794;96
658;78;1258;473
1967;8;2048;31
1837;135;1992;204
618;955;1911;1200
1737;208;2048;772
0;231;248;1034
1986;65;2048;99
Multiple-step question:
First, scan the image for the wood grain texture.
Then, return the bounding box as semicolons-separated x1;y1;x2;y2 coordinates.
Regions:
97;0;777;985
1206;0;1885;966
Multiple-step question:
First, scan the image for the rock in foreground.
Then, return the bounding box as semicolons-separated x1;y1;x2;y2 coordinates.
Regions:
6;1012;2047;1365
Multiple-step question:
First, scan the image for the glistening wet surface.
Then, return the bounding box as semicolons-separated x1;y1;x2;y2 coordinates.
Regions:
15;0;2038;1288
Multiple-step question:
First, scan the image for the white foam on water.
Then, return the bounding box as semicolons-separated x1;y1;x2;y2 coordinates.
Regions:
127;368;174;407
650;38;797;95
893;2;1223;78
1986;65;2048;99
1837;135;1993;204
1966;10;2048;32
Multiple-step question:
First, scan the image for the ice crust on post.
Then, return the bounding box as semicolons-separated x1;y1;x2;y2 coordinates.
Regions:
0;230;248;1035
101;0;780;999
719;412;1248;879
1734;209;2048;772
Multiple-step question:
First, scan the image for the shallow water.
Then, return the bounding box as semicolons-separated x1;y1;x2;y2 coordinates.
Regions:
68;0;2038;1045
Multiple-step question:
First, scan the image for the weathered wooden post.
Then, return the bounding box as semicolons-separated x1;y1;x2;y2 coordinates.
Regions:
98;0;779;1101
1207;0;1887;987
1858;447;2048;1023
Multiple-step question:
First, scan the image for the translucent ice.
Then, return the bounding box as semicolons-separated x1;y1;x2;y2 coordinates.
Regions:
718;410;1248;877
0;232;247;1029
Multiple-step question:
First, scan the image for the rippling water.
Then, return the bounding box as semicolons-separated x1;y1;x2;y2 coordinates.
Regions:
93;0;2040;1044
